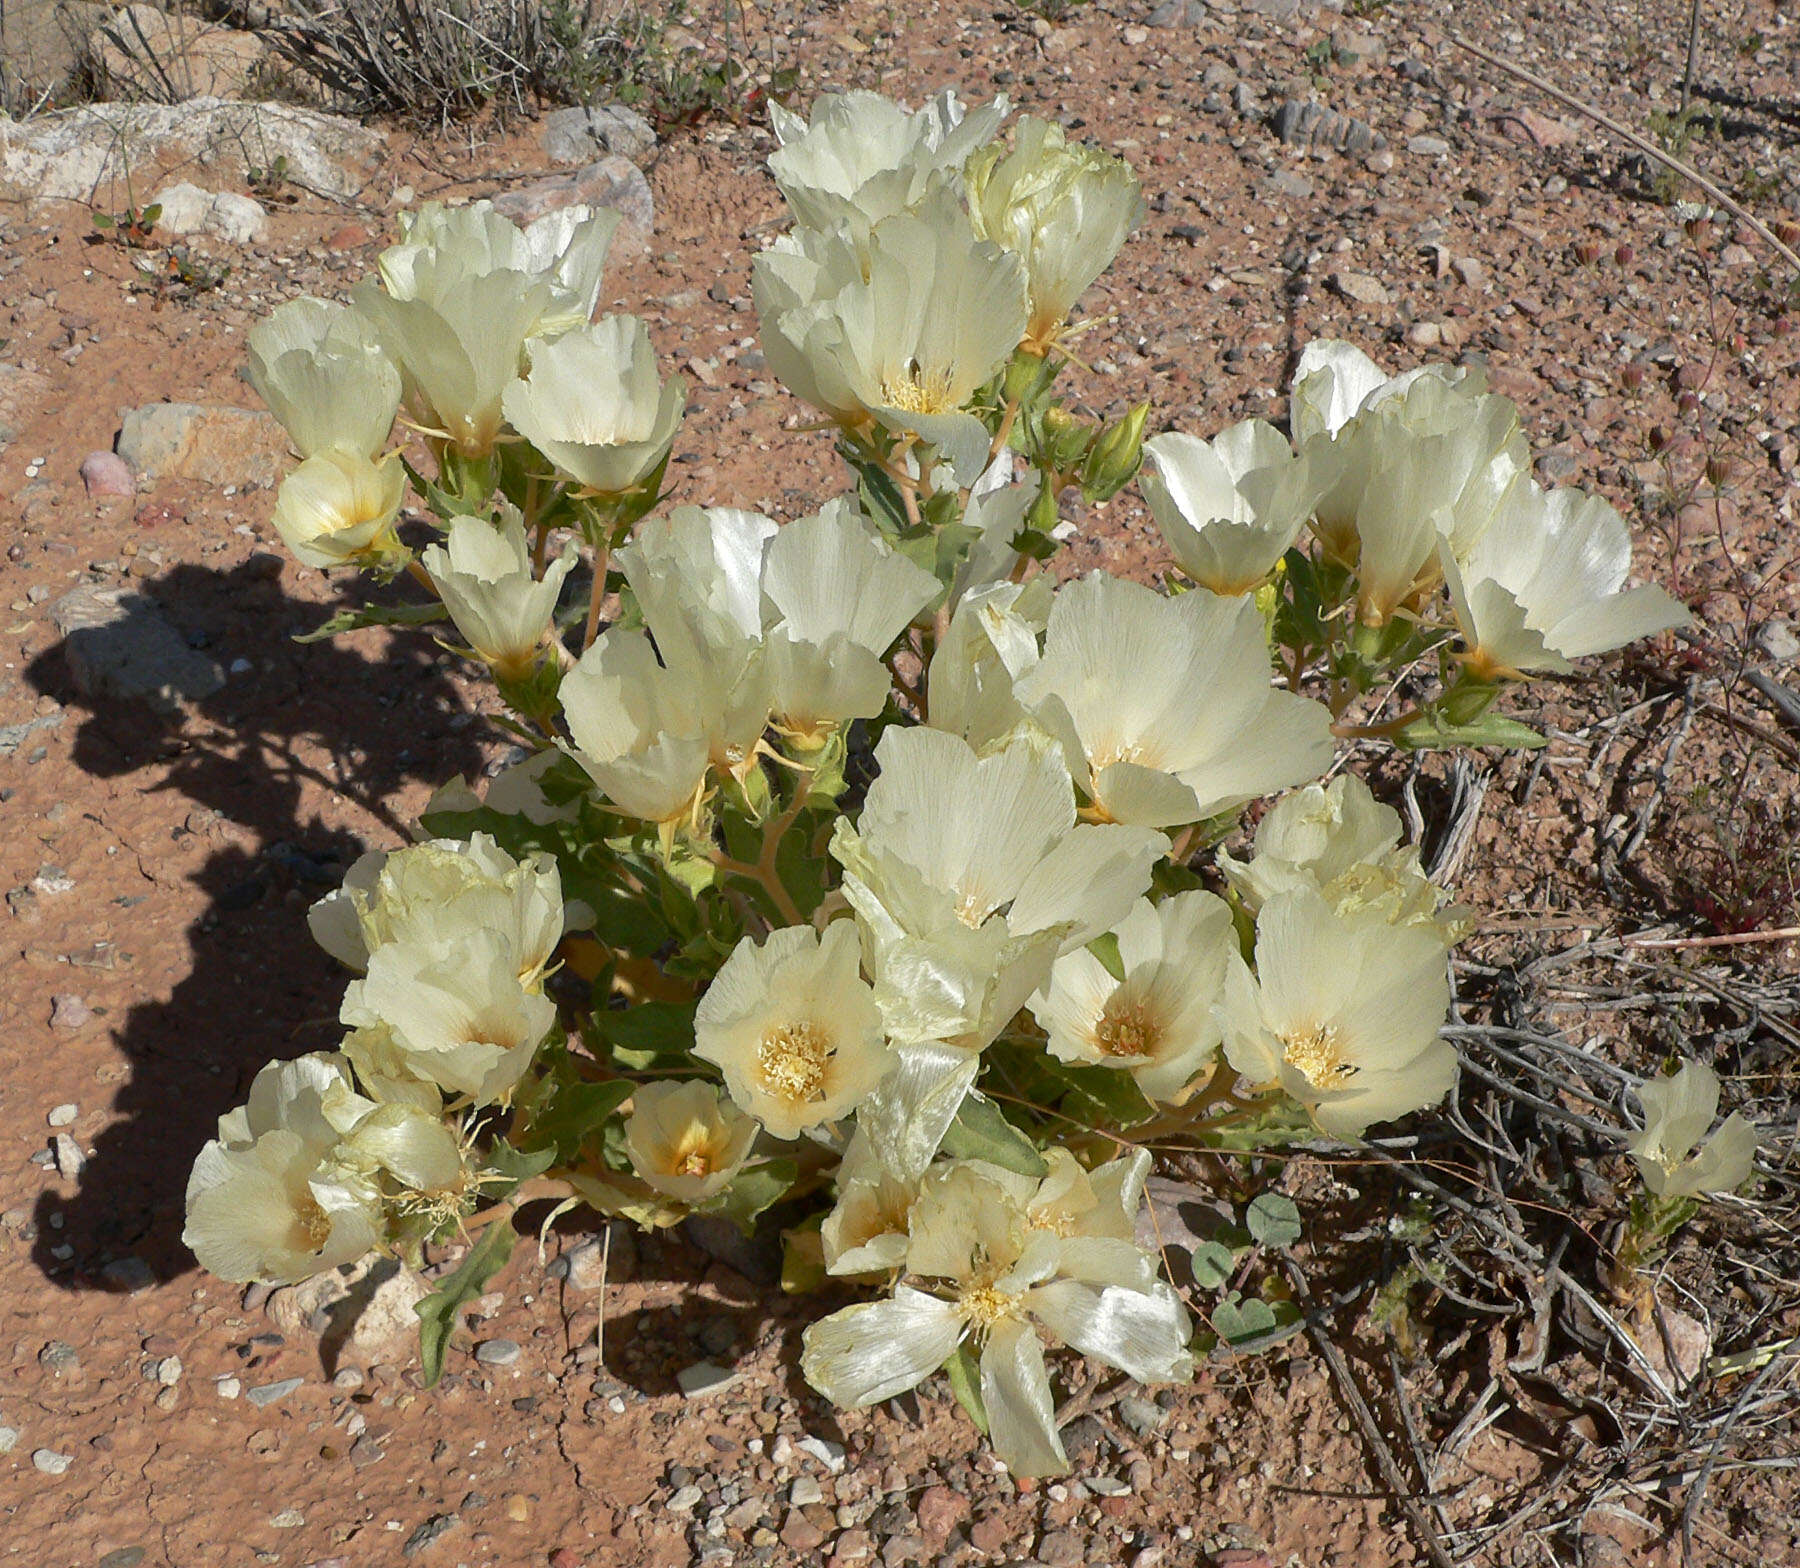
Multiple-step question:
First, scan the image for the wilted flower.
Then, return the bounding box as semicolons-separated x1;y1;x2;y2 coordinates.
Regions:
1012;573;1334;829
802;1159;1192;1476
1218;775;1467;940
832;727;1166;1051
1441;477;1689;679
342;929;557;1104
271;449;407;573
502;315;685;497
965;115;1142;351
625;1080;759;1202
246;297;400;461
1029;892;1237;1102
768;88;1008;235
1628;1060;1756;1198
183;1054;382;1284
927;575;1054;755
1139;422;1318;596
753;191;1028;483
822;1129;924;1276
1218;887;1457;1138
695;921;894;1139
422;510;577;681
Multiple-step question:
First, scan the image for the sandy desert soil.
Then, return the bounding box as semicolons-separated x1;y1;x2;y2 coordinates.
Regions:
2;0;1799;1564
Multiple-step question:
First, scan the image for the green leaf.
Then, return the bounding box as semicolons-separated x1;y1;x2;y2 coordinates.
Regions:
939;1092;1048;1177
1245;1192;1302;1250
480;1138;557;1200
516;1079;633;1164
700;1158;798;1235
599;1000;697;1057
1036;1055;1155;1130
1193;1095;1317;1152
1392;707;1547;752
943;1341;988;1433
1211;1293;1304;1352
294;601;448;643
1189;1239;1238;1291
414;1216;517;1386
780;1218;826;1294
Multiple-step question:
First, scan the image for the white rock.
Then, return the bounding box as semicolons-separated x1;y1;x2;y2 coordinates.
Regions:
53;1133;85;1178
46;1104;77;1128
151;183;268;245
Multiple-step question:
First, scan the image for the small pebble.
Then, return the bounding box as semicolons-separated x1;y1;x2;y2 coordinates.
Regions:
474;1339;521;1367
246;1376;303;1407
215;1376;242;1399
33;1448;71;1475
156;1356;182;1387
0;1427;18;1454
676;1361;742;1398
53;1133;86;1178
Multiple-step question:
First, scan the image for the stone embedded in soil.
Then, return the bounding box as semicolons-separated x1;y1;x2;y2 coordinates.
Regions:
53;1132;86;1178
46;1103;77;1127
489;157;655;249
100;1255;155;1293
32;1448;71;1475
1330;270;1391;306
0;366;52;451
541;105;657;167
115;402;289;489
474;1338;521;1367
401;1513;460;1556
150;183;269;247
676;1361;743;1399
47;583;226;711
245;1376;304;1408
1270;99;1385;155
0;1427;17;1454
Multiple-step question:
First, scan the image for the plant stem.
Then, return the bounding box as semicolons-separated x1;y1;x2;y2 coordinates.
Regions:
1332;706;1424;741
582;544;612;653
710;778;813;928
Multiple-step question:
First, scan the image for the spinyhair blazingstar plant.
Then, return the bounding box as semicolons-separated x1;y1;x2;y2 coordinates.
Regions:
181;85;1716;1471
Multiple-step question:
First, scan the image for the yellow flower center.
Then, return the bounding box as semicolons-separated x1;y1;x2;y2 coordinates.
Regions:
953;889;990;929
677;1147;715;1178
295;1193;333;1251
1285;1023;1355;1089
758;1020;831;1104
1094;1000;1159;1060
879;361;957;416
958;1283;1018;1330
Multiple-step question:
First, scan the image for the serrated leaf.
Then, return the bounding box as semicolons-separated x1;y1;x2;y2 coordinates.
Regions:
415;1216;517;1386
943;1341;988;1434
1188;1238;1238;1290
1245;1192;1302;1250
939;1091;1048;1177
294;601;448;643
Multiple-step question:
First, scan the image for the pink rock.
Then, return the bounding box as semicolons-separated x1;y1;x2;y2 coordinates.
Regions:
489;157;654;251
50;993;92;1030
1497;107;1576;149
80;450;136;498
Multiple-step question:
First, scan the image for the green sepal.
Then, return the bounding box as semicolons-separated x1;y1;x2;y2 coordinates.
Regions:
943;1340;989;1434
1086;931;1126;984
414;1215;518;1386
1391;708;1547;752
697;1158;798;1235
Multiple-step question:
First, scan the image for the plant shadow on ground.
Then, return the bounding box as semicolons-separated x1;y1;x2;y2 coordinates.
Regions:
22;556;486;1292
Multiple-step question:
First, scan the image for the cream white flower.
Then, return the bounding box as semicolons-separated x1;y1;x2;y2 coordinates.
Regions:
559;627;766;828
618;504;775;671
625;1079;759;1202
1218;888;1456;1138
768;88;1008;235
246;297;401;461
1442;477;1689;680
760;498;941;740
927;576;1054;755
1140;423;1317;596
182;1054;383;1284
377;200;618;338
422;511;577;681
341;930;557;1104
502;315;685;496
1029;892;1237;1102
1288;338;1480;445
695;921;894;1139
802;1159;1192;1477
948;470;1039;610
833;727;1167;1051
1218;775;1467;940
822;1128;924;1275
343;833;565;982
1628;1061;1756;1199
271;449;407;572
965;115;1142;351
1012;573;1335;829
753;191;1028;483
355;265;557;458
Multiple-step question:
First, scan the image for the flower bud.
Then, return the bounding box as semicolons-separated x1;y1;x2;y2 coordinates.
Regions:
1080;401;1148;501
